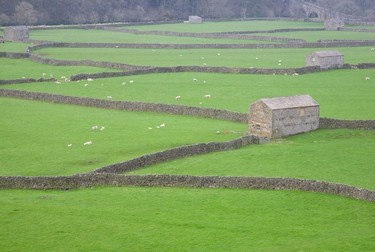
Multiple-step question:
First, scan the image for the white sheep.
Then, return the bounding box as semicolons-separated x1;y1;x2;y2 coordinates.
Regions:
67;144;73;147
175;95;181;100
100;126;105;131
83;141;92;146
87;78;94;81
159;123;166;128
204;94;211;98
193;78;197;81
365;77;371;81
107;96;113;99
92;125;98;131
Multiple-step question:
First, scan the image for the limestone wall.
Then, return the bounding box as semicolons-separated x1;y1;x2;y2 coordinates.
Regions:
0;174;373;202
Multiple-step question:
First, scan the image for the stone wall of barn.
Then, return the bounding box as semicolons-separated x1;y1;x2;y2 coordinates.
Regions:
272;106;320;138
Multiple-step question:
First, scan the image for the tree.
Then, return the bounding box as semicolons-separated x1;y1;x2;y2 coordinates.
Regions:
13;1;38;25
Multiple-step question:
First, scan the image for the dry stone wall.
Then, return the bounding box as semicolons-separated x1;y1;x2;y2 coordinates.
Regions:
0;174;373;202
94;136;257;174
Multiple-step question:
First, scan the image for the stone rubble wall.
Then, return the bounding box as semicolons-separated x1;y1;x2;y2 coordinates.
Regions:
0;174;373;202
93;136;258;174
0;89;248;123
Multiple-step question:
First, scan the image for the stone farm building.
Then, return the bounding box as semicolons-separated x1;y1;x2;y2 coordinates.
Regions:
4;26;29;42
306;50;344;69
324;18;344;31
249;95;320;139
188;16;203;24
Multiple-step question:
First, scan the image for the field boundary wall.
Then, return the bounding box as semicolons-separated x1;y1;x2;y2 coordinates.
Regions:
0;174;373;202
27;40;375;51
1;89;375;130
93;136;258;174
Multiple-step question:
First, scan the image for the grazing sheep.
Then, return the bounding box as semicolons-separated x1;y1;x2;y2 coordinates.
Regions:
193;78;197;81
67;144;73;147
92;125;98;131
159;123;165;128
365;77;371;80
55;81;61;84
204;94;211;98
129;80;134;83
175;95;181;100
83;141;92;145
107;96;113;99
87;78;94;81
100;126;105;131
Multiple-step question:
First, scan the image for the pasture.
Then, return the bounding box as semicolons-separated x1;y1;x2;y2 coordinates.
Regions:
0;20;374;251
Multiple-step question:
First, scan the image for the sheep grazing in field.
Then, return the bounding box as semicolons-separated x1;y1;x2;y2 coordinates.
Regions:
292;73;299;76
193;78;197;81
217;53;221;56
175;95;181;100
122;82;126;85
100;126;105;131
371;48;375;51
129;80;134;83
84;83;89;87
365;77;371;81
87;78;94;81
204;94;211;98
55;81;61;84
83;141;92;146
107;96;113;99
159;123;166;128
42;73;46;76
67;144;73;147
92;125;98;131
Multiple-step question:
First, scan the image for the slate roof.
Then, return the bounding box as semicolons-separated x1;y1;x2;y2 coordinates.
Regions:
260;95;319;110
311;51;343;58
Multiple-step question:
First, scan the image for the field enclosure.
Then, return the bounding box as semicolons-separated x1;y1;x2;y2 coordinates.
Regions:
1;20;374;251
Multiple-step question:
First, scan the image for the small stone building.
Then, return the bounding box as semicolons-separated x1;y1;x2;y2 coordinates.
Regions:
249;95;320;139
324;18;344;31
306;50;344;69
188;16;203;24
4;26;29;42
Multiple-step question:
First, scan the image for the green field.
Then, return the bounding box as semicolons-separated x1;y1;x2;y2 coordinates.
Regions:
1;20;374;251
0;42;30;52
130;129;375;190
127;20;324;32
3;70;375;119
257;30;375;42
35;46;375;68
30;28;271;44
0;97;245;176
0;58;116;79
0;187;374;251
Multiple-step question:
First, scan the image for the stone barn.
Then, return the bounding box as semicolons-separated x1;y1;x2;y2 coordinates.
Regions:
4;26;29;42
306;50;344;69
324;18;344;31
188;16;203;24
249;95;320;139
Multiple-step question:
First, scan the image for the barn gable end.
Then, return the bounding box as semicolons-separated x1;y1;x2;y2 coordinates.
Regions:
306;50;344;69
249;95;319;139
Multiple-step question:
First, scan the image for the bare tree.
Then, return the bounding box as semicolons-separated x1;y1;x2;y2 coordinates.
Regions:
13;1;38;25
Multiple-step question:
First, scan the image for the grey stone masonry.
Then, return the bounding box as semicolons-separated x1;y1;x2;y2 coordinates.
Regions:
306;50;344;69
188;16;203;24
249;95;320;139
4;26;29;42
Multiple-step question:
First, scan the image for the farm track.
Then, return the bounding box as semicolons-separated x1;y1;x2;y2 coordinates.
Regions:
1;24;374;199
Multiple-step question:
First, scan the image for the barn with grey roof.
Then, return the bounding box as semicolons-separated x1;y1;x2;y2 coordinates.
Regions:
249;95;320;139
306;50;344;69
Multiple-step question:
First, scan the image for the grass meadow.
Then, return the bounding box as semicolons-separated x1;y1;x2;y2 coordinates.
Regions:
1;20;374;251
1;187;374;251
29;28;270;44
35;46;375;68
3;69;375;119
